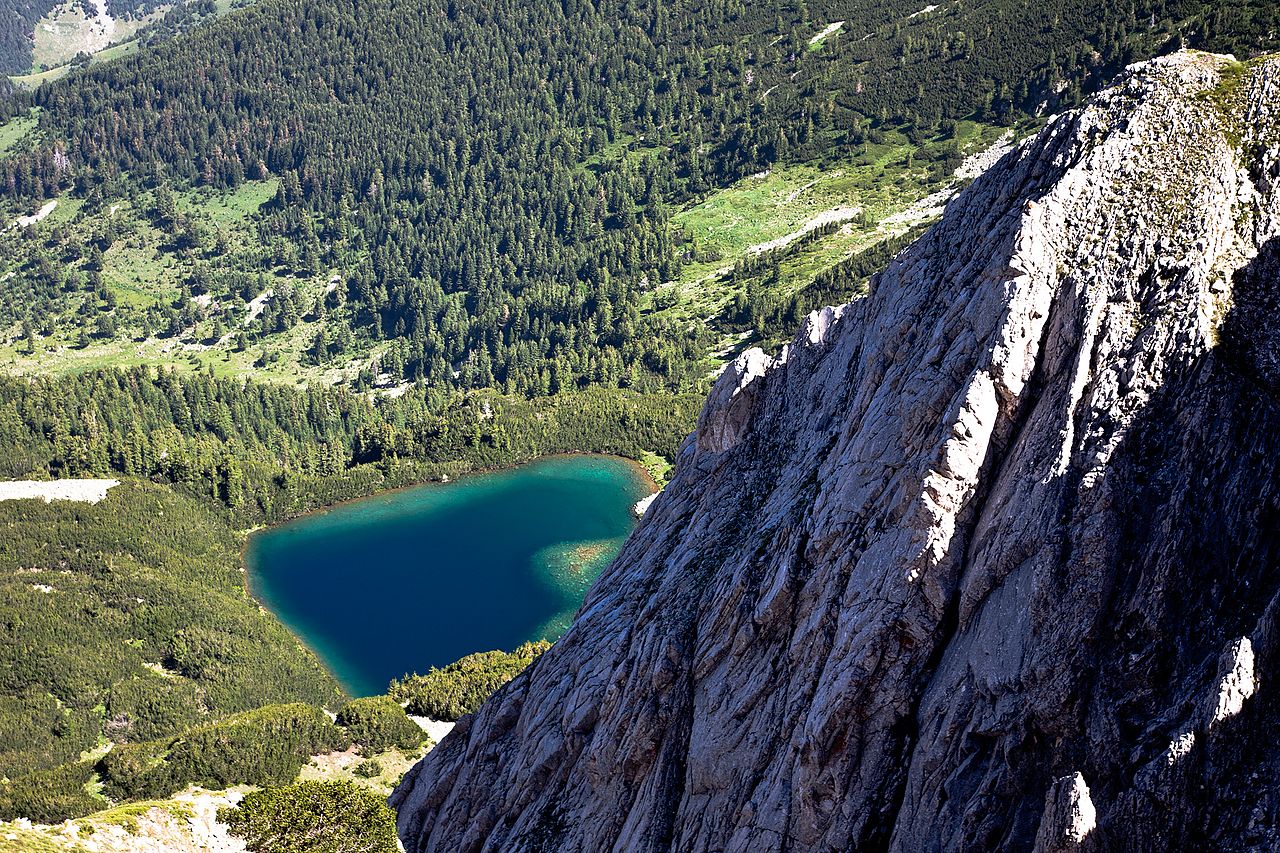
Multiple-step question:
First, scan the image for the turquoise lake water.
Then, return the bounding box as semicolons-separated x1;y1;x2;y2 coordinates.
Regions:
246;455;652;697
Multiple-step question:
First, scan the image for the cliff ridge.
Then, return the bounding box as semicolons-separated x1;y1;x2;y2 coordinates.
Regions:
393;51;1280;852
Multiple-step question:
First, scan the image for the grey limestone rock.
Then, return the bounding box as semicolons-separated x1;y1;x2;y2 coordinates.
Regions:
392;52;1280;852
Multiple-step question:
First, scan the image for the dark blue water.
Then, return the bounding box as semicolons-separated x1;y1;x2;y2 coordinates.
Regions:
246;455;652;697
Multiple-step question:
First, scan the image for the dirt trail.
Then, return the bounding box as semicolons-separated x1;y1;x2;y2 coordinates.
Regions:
747;205;860;255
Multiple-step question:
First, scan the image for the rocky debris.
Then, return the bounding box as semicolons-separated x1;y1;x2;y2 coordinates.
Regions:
409;715;456;745
907;5;941;20
745;205;861;255
3;789;249;853
633;493;659;516
953;129;1016;182
243;289;274;327
0;479;119;503
11;200;57;229
807;21;843;46
393;52;1280;852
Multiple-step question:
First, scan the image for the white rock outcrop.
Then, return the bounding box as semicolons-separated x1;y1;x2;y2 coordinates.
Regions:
0;479;119;503
393;53;1280;852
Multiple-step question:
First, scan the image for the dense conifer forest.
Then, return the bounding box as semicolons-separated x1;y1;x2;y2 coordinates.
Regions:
3;0;1276;394
0;368;700;523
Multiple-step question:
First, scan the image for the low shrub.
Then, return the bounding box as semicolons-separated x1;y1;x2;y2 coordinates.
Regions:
334;696;423;755
97;740;171;802
98;703;348;801
105;675;206;744
389;641;549;721
0;761;103;823
220;780;398;853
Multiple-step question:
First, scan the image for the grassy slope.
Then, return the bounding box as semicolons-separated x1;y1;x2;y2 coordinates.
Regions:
29;2;162;71
650;120;1009;370
0;111;40;156
0;120;1010;389
0;177;381;387
10;40;142;90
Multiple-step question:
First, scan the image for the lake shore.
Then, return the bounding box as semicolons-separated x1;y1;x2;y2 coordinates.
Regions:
242;453;657;698
238;451;658;546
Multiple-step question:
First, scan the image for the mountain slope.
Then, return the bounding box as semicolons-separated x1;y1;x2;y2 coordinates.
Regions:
2;0;1276;398
0;479;343;821
391;51;1280;852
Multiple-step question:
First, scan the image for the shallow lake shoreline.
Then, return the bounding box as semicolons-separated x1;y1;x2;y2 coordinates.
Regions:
237;451;657;548
242;453;657;698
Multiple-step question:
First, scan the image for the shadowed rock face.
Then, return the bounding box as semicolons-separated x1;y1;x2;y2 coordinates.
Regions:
392;52;1280;852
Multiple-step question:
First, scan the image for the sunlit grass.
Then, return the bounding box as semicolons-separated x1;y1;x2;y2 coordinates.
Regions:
0;110;40;156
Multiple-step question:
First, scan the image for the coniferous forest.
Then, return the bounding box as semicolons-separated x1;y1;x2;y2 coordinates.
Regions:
1;0;1277;393
0;368;701;523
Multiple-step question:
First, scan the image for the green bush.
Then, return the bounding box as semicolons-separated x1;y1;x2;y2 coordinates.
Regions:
220;780;398;853
389;641;549;721
98;703;348;802
334;696;423;755
105;675;206;744
167;703;348;791
0;761;103;823
0;691;99;780
96;740;171;802
353;759;382;779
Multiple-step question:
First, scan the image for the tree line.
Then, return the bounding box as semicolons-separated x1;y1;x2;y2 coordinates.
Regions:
4;0;1274;396
0;367;701;525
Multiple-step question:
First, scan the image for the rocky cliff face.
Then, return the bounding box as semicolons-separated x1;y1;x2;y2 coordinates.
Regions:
392;52;1280;852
